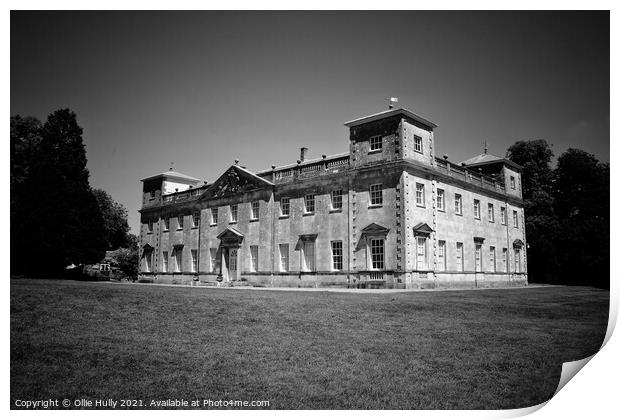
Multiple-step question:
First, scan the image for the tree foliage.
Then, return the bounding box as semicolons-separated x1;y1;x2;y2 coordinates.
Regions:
11;109;114;276
93;189;131;250
506;141;609;288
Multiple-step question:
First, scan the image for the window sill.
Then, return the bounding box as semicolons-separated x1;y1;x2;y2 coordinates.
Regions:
489;220;495;224
250;218;259;222
329;208;343;213
414;149;423;155
191;226;198;229
302;212;315;217
416;204;425;208
229;221;238;225
210;223;217;227
163;229;169;232
368;204;382;209
279;215;290;219
177;228;183;231
368;149;383;155
437;209;445;213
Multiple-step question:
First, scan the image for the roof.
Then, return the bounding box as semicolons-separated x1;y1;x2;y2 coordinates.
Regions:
141;170;201;183
460;153;523;171
344;107;438;129
232;164;274;186
256;151;350;175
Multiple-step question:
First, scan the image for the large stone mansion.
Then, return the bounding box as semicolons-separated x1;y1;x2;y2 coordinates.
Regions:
138;107;527;288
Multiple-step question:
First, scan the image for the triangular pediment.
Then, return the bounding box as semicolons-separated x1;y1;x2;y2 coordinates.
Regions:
361;223;390;235
513;239;524;248
413;222;434;236
217;226;245;240
201;165;273;199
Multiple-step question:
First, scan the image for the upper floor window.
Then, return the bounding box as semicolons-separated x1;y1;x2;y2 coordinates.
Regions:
230;204;238;223
211;208;218;225
147;220;153;233
177;215;184;230
414;135;423;153
513;210;519;228
510;176;516;189
149;190;155;199
488;203;495;223
370;184;383;206
437;189;445;211
304;194;315;214
280;197;290;216
192;212;200;228
500;206;507;225
415;183;425;207
369;135;383;152
455;194;463;215
473;199;481;219
331;190;343;210
251;201;260;220
163;217;170;231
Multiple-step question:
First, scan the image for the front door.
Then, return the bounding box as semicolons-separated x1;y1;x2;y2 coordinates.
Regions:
229;248;238;281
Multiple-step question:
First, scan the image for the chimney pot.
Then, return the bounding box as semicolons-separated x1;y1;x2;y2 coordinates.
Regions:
300;147;308;162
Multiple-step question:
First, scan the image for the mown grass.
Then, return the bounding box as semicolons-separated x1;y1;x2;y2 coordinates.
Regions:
10;279;608;409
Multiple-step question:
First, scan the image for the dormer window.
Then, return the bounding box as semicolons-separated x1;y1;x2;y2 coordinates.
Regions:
369;135;383;152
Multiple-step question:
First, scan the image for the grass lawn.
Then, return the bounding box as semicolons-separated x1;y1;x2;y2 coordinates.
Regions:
10;279;608;409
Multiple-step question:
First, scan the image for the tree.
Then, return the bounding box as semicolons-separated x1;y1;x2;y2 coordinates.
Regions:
507;140;560;284
10;109;107;275
93;189;131;250
116;234;139;280
554;149;609;288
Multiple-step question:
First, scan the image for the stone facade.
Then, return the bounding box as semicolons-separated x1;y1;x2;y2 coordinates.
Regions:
138;108;527;289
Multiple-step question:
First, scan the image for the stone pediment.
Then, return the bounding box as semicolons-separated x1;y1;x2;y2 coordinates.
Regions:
361;223;390;236
217;227;245;246
513;239;524;248
202;165;273;199
413;222;434;236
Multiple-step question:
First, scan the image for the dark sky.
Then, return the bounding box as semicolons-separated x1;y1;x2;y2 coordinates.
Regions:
11;11;609;233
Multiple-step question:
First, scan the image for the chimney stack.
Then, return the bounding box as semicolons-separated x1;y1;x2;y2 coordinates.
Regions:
300;147;308;162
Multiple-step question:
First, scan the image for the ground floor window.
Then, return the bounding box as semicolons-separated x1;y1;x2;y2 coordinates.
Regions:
331;241;343;270
174;249;182;272
162;251;168;272
191;249;198;272
514;248;522;272
210;248;218;272
370;238;384;270
502;248;508;272
302;241;315;272
416;237;427;270
250;246;258;272
475;243;482;272
489;246;496;272
437;240;446;271
456;242;463;272
279;244;289;272
144;250;153;272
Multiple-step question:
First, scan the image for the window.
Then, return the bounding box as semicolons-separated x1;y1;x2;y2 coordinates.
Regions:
513;210;519;228
488;203;495;223
437;189;445;211
414;135;423;153
302;241;315;272
416;237;427;270
279;244;289;272
149;190;155;199
438;240;446;271
502;248;508;272
250;246;258;272
500;207;507;225
162;251;169;272
370;238;384;270
475;243;482;272
489;246;496;272
331;190;343;210
280;197;290;216
456;242;463;272
473;199;481;219
192;212;200;228
147;220;153;233
163;217;170;231
251;201;260;220
230;204;238;223
370;184;383;206
191;249;198;272
304;194;315;214
510;176;516;189
211;208;218;225
514;248;522;272
331;241;343;270
144;250;153;272
455;194;462;215
177;216;184;230
415;183;425;207
174;249;182;272
369;135;383;151
209;248;218;272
